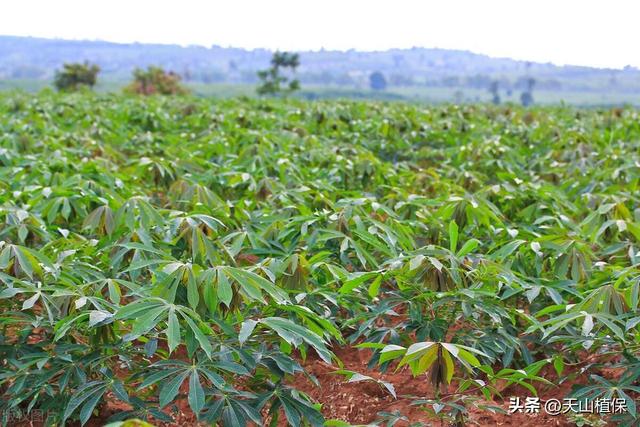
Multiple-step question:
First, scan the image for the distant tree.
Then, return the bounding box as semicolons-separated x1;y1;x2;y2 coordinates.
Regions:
334;73;355;86
520;77;535;106
256;51;300;96
489;80;500;105
54;61;100;91
182;67;192;82
389;73;414;86
441;76;460;87
11;66;45;79
466;74;491;89
369;71;387;91
198;70;227;84
125;66;188;95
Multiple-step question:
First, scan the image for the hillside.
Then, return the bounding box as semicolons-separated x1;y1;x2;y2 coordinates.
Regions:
2;35;640;105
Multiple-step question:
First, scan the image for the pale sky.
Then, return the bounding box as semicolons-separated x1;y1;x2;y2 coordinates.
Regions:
2;0;639;69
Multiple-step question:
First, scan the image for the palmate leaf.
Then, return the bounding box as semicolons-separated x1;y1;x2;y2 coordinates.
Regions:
350;227;396;258
338;271;382;294
83;205;115;236
63;375;128;426
140;360;217;417
63;381;108;425
115;298;214;357
116;196;165;230
200;266;290;312
277;304;344;343
7;91;640;426
222;266;289;304
0;244;54;279
202;397;263;426
375;341;486;383
172;214;225;262
536;307;627;342
259;317;333;363
261;386;325;427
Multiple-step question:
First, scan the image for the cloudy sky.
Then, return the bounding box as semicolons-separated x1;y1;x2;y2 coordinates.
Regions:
2;0;638;69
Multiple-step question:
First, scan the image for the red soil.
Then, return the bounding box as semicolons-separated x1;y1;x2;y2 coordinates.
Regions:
8;324;624;427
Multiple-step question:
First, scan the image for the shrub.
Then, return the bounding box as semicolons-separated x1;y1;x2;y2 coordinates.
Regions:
53;61;100;91
125;66;188;95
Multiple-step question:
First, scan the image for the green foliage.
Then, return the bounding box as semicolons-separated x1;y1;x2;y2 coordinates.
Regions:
53;61;100;92
1;92;640;425
257;51;300;96
125;66;188;96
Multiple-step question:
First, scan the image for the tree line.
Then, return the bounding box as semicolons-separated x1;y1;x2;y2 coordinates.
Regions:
55;54;536;104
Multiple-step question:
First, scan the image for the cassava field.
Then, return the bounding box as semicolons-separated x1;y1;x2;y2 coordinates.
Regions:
1;93;640;427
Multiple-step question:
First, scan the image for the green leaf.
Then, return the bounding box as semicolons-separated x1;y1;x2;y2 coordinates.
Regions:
181;314;213;358
224;267;289;304
449;220;459;252
368;275;383;298
409;254;425;271
22;292;39;310
79;386;107;426
137;368;181;390
492;239;526;259
217;270;233;307
379;344;406;364
188;370;205;417
63;381;105;425
457;239;480;257
187;270;199;309
128;305;167;339
120;258;165;273
415;345;439;376
399;341;436;366
553;356;564;376
238;319;258;345
117;242;166;256
159;371;189;408
167;310;180;353
453;348;482;370
442;348;455;384
260;317;332;363
115;299;164;320
339;272;378;294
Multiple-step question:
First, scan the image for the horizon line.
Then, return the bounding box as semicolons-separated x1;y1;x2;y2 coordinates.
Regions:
1;33;635;73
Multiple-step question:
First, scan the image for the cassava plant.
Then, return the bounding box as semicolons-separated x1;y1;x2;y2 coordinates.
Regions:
0;92;639;426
